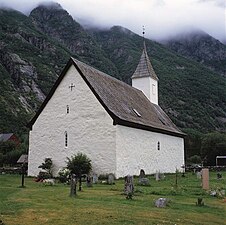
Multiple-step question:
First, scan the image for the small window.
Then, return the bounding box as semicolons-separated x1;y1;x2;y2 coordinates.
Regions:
133;108;141;117
66;105;69;114
65;131;68;147
157;141;160;150
152;84;156;95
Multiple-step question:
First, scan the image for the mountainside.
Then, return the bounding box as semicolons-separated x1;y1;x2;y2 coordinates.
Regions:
89;26;226;132
161;30;226;76
29;3;119;78
0;2;226;135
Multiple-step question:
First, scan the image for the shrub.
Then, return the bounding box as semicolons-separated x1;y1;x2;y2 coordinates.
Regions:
38;158;53;177
66;153;92;191
37;171;52;181
58;168;70;183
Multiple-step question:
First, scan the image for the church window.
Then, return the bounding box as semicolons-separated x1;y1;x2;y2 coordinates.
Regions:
152;84;156;95
157;141;160;150
133;108;141;117
66;105;69;114
65;131;68;147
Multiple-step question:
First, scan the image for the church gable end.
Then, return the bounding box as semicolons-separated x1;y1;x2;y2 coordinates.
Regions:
28;63;116;176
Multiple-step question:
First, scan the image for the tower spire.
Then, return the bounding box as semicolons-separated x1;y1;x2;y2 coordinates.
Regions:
131;27;159;105
131;27;158;80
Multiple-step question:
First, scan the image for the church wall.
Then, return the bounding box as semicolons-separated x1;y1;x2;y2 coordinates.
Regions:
132;77;158;105
115;125;184;178
28;65;116;177
132;77;150;100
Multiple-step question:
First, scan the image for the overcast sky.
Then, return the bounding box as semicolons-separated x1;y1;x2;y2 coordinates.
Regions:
0;0;225;42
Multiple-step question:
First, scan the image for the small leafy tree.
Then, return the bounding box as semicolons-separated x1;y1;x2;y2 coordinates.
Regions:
66;153;92;191
38;158;53;177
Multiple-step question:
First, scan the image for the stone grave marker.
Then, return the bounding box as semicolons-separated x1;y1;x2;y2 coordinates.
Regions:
124;175;134;199
202;168;209;190
217;173;222;179
108;173;115;185
138;178;150;186
196;171;202;179
86;175;93;187
70;174;77;197
92;173;98;184
139;169;145;178
155;170;160;181
154;198;168;208
138;169;150;185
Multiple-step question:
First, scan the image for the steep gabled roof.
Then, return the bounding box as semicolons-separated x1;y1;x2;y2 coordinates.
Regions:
0;133;13;142
28;57;184;137
132;41;158;80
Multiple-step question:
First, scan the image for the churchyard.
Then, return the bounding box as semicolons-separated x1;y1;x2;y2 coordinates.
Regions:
0;171;226;225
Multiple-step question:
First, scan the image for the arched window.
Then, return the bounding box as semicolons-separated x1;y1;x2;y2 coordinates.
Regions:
66;105;69;114
157;141;160;150
65;131;68;147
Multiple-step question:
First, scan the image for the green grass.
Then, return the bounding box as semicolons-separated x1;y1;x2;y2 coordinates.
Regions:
0;172;226;225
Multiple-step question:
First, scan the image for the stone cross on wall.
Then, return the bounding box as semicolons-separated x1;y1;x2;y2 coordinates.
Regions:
69;83;75;91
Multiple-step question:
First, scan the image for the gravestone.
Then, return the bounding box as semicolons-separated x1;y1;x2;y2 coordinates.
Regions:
155;170;160;181
138;178;150;186
155;171;165;181
196;171;202;179
154;198;168;208
139;169;145;178
70;174;77;197
196;197;204;206
202;168;209;190
108;173;115;185
92;174;98;184
138;169;150;185
124;175;134;199
86;175;93;187
217;173;222;179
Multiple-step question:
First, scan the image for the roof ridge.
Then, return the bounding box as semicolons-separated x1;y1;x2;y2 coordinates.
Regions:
72;57;144;93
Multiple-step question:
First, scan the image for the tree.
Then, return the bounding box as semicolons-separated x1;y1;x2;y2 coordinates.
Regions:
38;158;53;177
66;153;92;191
0;140;26;166
183;128;203;163
201;132;226;166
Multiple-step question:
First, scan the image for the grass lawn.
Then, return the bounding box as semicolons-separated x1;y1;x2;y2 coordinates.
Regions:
0;172;226;225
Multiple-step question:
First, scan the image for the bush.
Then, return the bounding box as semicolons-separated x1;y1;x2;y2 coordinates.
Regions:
38;158;53;177
66;153;92;191
58;168;70;183
37;171;52;181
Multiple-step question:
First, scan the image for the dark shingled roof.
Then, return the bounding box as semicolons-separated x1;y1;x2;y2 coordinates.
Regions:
0;133;13;142
17;154;28;164
132;41;158;80
28;57;184;137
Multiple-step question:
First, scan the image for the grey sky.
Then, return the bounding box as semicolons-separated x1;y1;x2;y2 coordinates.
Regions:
0;0;225;42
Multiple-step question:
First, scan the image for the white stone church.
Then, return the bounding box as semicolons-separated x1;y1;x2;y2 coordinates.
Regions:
28;42;185;178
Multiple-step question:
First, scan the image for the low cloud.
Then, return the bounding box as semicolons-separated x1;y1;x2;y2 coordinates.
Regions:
0;0;225;42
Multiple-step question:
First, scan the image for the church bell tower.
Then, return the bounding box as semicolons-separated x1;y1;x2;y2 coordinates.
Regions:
131;33;159;105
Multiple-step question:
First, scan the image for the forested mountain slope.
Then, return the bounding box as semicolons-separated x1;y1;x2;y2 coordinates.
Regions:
0;2;226;135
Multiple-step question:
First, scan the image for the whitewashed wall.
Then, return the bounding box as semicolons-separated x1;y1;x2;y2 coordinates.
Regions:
132;77;158;105
115;125;184;178
28;65;116;177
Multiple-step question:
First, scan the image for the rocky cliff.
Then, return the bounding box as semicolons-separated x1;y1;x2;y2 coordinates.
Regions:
162;30;226;76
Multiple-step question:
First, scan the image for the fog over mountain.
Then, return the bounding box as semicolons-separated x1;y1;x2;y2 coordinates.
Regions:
0;0;225;42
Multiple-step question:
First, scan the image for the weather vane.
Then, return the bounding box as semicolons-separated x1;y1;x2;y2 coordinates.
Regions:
142;26;145;38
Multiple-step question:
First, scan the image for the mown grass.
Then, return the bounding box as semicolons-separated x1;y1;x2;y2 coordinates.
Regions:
0;172;226;225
